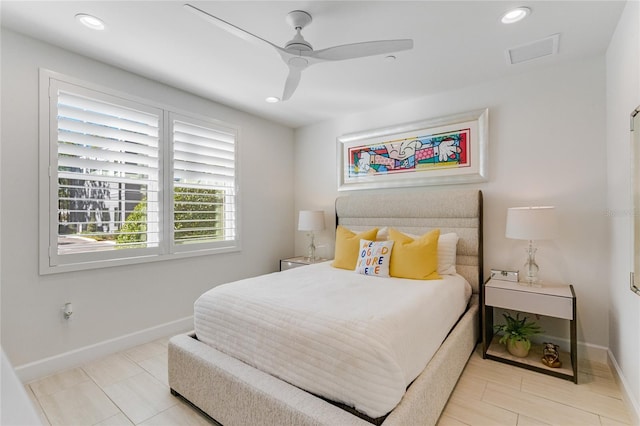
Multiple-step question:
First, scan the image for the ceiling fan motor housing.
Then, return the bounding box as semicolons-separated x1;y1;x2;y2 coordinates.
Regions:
285;11;313;51
285;31;313;51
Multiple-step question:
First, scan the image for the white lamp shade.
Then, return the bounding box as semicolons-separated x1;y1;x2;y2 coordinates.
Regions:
298;210;325;232
506;206;558;241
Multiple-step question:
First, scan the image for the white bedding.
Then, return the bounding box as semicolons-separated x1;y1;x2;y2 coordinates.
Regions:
193;262;472;418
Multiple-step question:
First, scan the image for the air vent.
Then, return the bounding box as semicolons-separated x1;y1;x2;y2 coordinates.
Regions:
506;34;560;65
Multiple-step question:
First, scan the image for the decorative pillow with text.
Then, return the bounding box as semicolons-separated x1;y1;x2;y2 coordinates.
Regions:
355;239;394;277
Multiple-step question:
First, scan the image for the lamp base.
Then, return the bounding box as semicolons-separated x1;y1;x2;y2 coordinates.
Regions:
519;280;542;288
521;242;540;287
306;232;316;263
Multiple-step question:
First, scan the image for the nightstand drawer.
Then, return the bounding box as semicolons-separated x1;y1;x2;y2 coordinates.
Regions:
485;285;573;320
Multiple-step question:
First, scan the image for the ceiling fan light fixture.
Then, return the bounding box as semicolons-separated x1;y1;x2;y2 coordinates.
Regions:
501;7;531;24
265;96;280;103
75;13;105;30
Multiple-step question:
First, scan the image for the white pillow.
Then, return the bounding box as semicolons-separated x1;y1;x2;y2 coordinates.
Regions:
393;231;459;275
376;226;389;241
437;233;459;275
355;239;394;277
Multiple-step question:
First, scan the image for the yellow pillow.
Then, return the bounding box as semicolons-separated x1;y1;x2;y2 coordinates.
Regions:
332;226;379;270
389;228;441;280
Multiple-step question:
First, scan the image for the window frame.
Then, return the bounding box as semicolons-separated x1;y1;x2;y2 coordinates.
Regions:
39;69;241;275
168;112;240;255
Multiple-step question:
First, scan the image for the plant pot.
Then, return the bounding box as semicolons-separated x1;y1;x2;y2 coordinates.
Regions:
507;340;530;358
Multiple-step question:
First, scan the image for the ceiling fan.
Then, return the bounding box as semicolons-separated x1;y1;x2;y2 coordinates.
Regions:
184;4;414;101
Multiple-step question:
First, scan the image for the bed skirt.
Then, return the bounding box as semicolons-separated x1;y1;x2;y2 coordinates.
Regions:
168;294;479;426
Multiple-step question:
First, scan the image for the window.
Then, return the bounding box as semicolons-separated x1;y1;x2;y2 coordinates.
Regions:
171;116;237;250
40;71;239;273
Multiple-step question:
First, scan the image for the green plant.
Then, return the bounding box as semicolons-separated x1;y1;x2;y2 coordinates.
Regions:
116;200;148;248
115;187;224;248
494;312;542;352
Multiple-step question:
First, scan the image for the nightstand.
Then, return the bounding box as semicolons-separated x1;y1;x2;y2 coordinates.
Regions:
482;278;578;383
279;256;328;271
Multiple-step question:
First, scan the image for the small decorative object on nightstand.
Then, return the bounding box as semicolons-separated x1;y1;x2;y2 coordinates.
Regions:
542;342;562;368
490;269;519;282
280;256;328;271
482;277;577;383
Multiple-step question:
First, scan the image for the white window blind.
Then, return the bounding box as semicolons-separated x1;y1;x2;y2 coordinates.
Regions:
172;117;237;248
56;89;160;256
40;71;240;274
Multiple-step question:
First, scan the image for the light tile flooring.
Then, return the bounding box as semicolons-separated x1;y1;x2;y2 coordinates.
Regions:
438;348;634;426
25;337;634;426
25;336;212;426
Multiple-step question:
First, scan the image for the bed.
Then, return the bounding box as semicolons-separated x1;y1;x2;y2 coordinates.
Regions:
168;188;483;426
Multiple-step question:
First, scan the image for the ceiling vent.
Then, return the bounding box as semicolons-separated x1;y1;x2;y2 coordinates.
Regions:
506;34;560;65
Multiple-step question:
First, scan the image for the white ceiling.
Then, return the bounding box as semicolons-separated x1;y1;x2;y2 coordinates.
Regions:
1;1;625;128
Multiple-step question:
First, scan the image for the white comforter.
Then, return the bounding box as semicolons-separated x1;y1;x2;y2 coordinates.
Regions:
193;262;471;418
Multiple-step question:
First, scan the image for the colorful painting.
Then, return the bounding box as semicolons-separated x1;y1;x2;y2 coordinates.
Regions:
347;128;470;178
338;109;488;190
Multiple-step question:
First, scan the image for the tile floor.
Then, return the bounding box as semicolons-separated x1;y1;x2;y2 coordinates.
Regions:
438;348;634;426
25;337;635;425
25;336;212;426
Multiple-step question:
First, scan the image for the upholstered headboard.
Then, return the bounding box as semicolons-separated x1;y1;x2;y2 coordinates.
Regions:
335;189;483;293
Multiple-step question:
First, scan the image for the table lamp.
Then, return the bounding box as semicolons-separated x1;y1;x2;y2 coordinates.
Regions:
506;206;558;285
298;210;325;262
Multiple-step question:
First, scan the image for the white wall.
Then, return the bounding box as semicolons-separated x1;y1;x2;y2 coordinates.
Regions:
294;56;609;351
606;0;640;419
0;30;295;375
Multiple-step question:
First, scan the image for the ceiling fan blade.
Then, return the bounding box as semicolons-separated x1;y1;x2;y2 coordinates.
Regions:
184;4;282;52
308;39;413;62
282;64;303;101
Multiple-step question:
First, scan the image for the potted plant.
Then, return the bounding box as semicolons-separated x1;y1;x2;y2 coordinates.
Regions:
494;312;542;358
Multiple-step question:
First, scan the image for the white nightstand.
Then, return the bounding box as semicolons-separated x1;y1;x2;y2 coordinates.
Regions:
280;256;328;271
482;278;578;383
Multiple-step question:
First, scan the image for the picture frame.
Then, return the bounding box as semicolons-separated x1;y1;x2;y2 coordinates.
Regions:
337;108;488;191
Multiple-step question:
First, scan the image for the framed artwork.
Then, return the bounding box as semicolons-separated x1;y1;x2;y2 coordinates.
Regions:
337;108;488;191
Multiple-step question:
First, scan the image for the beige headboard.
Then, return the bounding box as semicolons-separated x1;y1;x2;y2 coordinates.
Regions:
335;189;483;293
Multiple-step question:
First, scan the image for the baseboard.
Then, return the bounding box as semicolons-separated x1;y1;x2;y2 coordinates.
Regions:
607;349;640;425
578;341;609;363
15;316;193;383
534;339;638;422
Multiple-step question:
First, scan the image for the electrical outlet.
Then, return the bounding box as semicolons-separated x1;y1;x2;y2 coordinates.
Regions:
62;302;73;319
490;269;519;282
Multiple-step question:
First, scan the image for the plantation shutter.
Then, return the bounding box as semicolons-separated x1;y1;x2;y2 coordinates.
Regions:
56;88;160;255
172;116;237;247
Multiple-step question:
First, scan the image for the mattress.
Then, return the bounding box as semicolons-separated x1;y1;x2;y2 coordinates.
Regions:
193;261;472;418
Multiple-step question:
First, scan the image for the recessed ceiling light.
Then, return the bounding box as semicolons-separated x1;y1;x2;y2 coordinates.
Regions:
75;13;105;30
501;7;531;24
384;55;396;62
265;96;280;103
